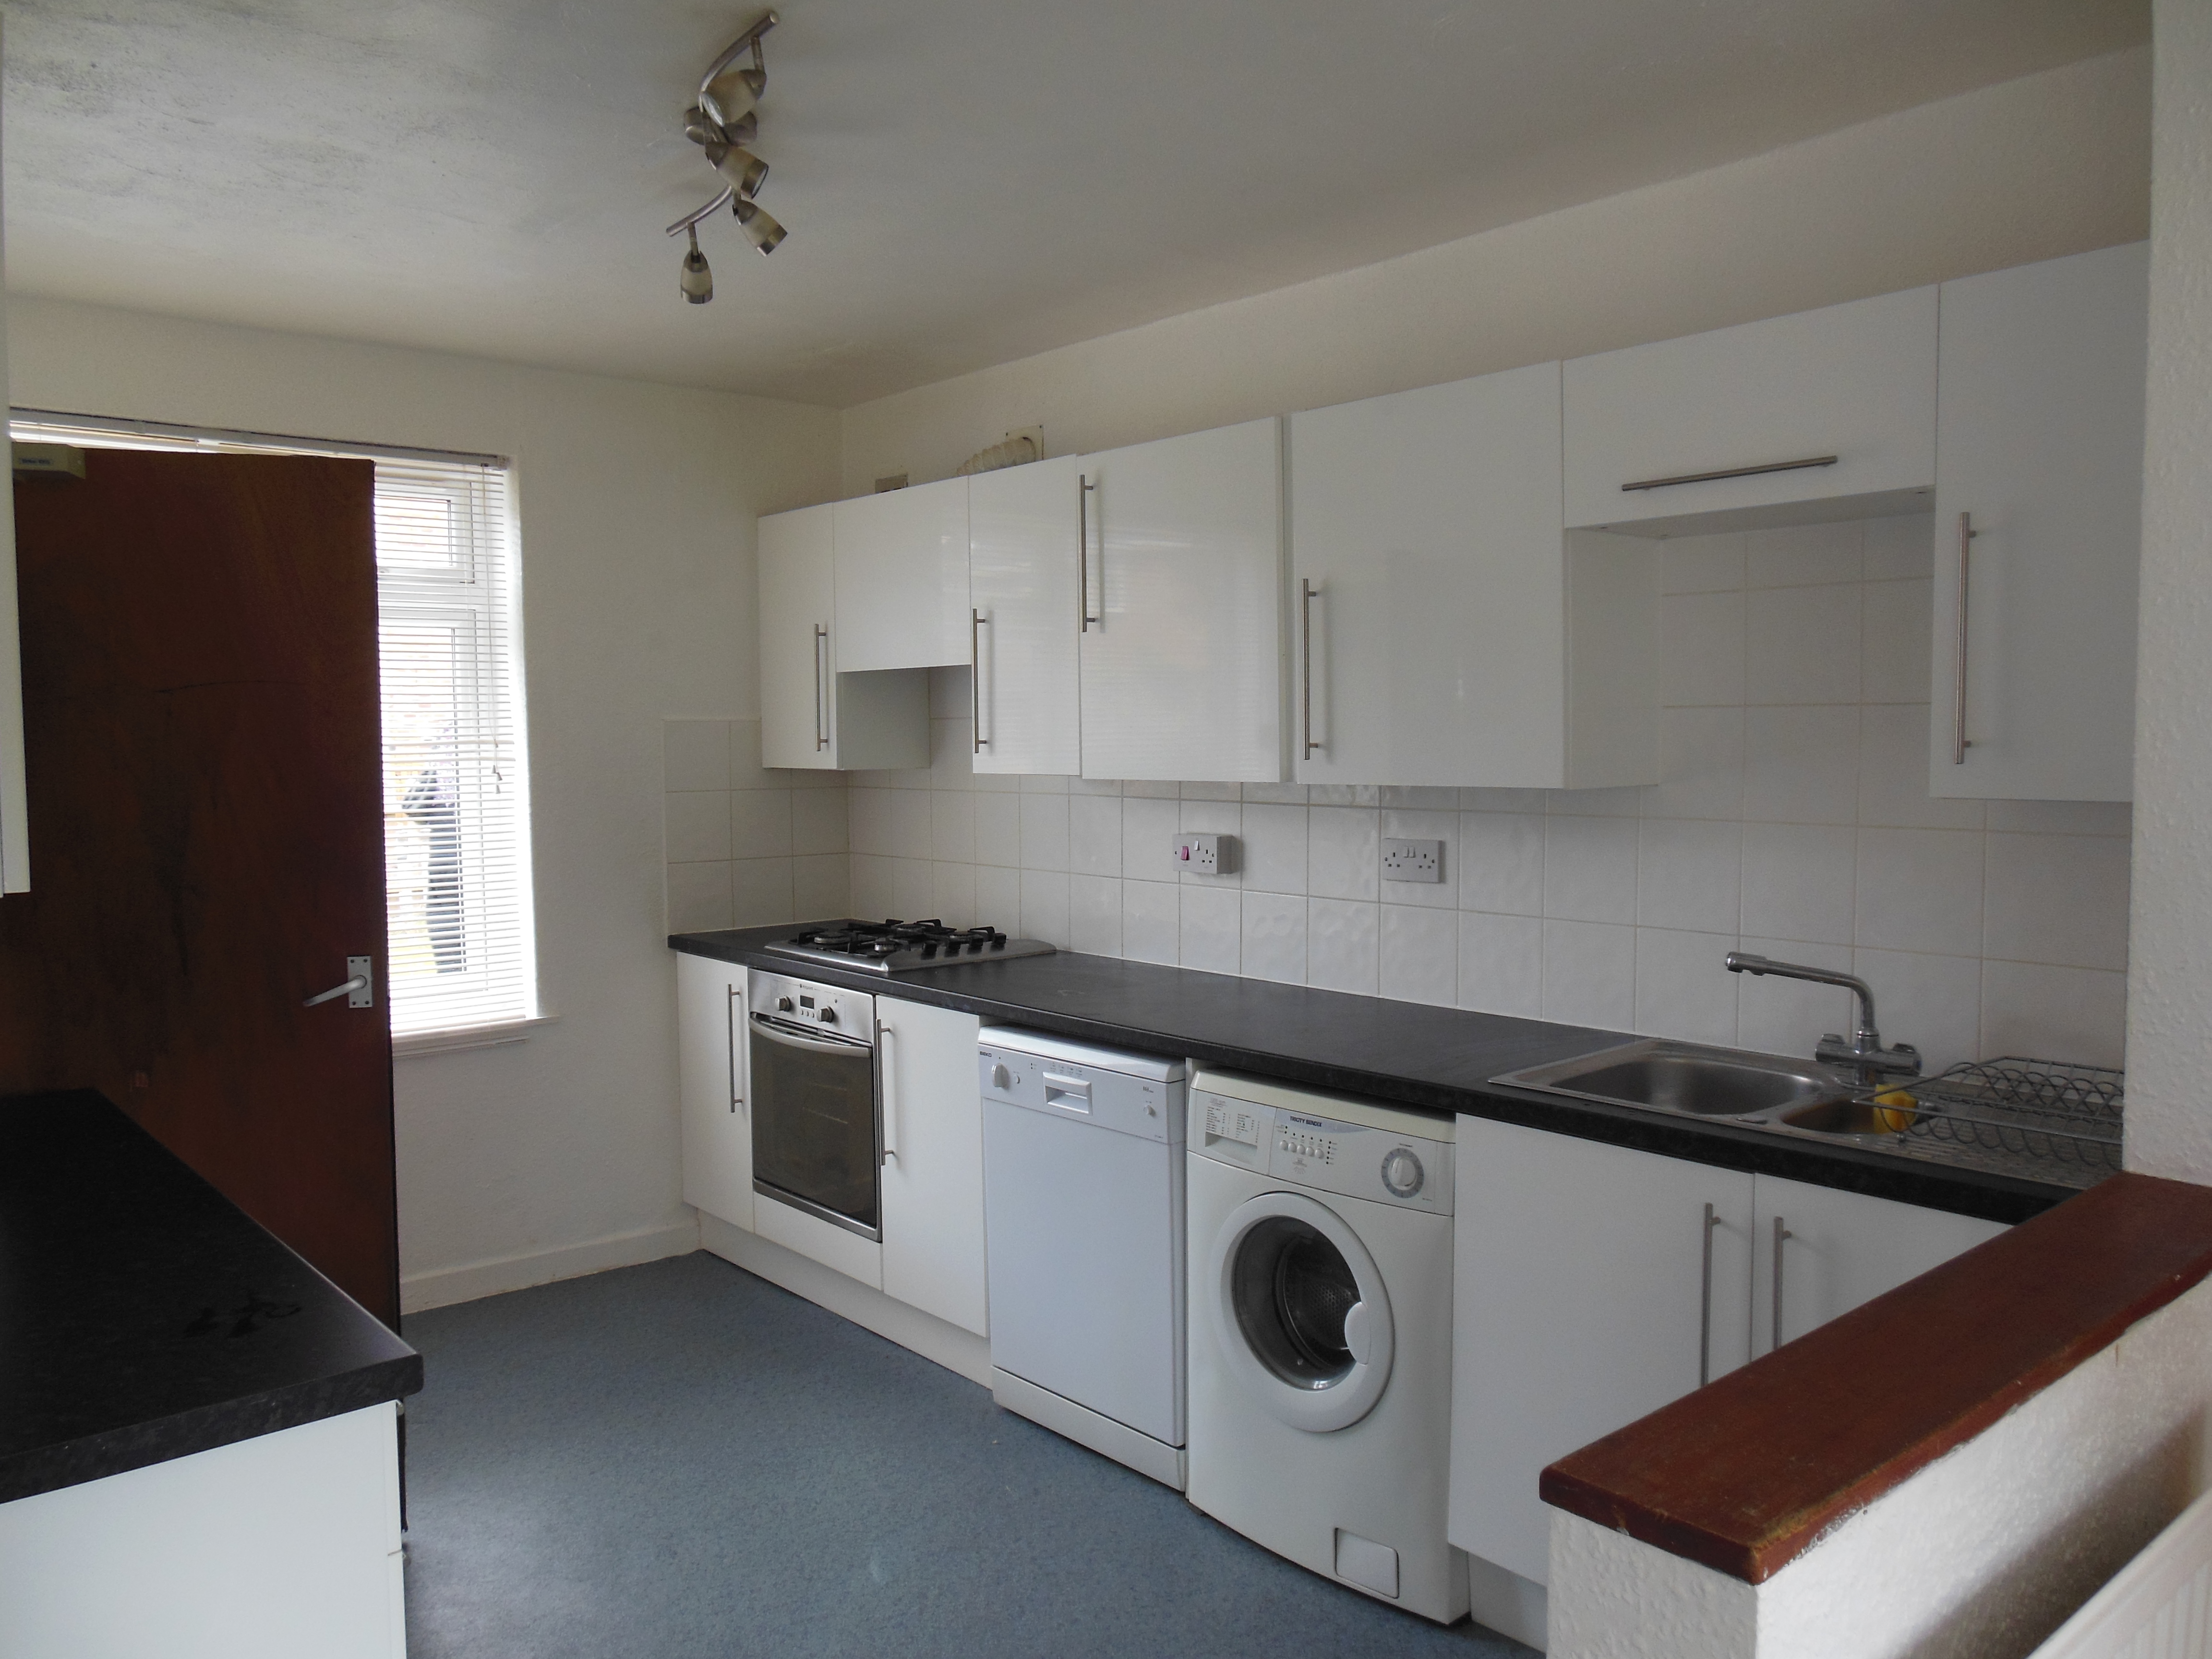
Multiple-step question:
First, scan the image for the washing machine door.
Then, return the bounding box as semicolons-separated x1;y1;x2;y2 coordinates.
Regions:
1206;1190;1395;1433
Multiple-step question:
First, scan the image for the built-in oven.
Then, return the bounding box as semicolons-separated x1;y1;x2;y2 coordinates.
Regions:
746;969;880;1240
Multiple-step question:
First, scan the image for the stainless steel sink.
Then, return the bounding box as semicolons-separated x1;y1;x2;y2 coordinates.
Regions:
1772;1096;1911;1137
1493;1039;1856;1120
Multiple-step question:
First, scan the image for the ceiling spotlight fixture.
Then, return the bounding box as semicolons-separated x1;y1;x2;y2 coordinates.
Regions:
735;196;786;255
665;10;786;304
680;226;713;304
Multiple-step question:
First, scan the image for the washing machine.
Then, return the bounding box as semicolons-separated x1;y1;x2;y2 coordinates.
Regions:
1186;1067;1467;1624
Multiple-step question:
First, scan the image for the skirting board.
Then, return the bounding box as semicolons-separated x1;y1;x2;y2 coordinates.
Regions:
1467;1551;1550;1653
991;1366;1187;1491
399;1218;700;1314
698;1211;991;1387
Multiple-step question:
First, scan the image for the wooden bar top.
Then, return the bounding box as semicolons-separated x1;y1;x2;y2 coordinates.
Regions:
1540;1172;2212;1583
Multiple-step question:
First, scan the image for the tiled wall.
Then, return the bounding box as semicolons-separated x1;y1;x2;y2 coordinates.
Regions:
662;717;850;937
667;514;2131;1070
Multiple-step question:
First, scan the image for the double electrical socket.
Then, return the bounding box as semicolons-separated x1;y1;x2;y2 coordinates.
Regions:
1382;838;1444;882
1170;833;1237;875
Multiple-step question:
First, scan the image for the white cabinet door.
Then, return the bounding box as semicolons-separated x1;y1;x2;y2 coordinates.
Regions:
759;504;837;770
969;455;1083;775
1563;286;1938;530
1078;419;1286;782
833;477;972;672
877;996;988;1336
1289;366;1654;789
1448;1116;1754;1586
1751;1175;2006;1356
677;953;751;1229
1930;241;2149;802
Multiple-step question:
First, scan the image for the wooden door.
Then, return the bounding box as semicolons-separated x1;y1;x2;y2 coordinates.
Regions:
876;996;986;1336
1077;418;1285;782
0;450;398;1325
969;455;1082;775
1752;1174;2007;1357
1930;241;2148;801
1447;1115;1754;1585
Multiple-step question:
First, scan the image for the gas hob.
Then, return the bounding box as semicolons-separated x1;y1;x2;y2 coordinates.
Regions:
763;919;1056;975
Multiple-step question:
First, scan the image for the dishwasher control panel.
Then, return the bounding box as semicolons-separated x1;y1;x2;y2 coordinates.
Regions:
979;1029;1186;1146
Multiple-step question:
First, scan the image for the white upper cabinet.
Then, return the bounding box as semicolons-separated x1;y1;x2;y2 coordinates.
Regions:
1078;418;1286;782
758;503;926;771
1563;286;1938;531
1291;364;1655;788
832;476;972;672
1929;240;2149;802
1751;1174;2004;1357
677;953;751;1230
876;996;988;1337
759;503;838;769
968;455;1083;776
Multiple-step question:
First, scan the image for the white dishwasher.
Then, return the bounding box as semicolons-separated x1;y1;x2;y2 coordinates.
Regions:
979;1027;1188;1489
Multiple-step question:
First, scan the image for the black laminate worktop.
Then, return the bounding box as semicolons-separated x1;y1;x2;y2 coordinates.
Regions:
673;925;2074;1226
0;1091;422;1505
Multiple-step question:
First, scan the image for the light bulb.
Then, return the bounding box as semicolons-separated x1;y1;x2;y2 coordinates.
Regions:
735;196;786;254
680;227;713;303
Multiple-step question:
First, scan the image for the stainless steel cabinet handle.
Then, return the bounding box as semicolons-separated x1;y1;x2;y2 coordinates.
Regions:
1770;1215;1794;1354
726;988;745;1117
971;610;988;753
1079;475;1101;631
304;956;374;1008
813;624;830;752
878;1021;900;1166
1698;1202;1719;1386
1300;578;1322;758
1952;511;1977;765
1622;454;1839;493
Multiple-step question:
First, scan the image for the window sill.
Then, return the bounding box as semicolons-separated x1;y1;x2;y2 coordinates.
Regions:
393;1014;560;1059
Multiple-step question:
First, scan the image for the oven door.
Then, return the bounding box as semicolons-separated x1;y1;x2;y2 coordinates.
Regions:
749;1012;880;1239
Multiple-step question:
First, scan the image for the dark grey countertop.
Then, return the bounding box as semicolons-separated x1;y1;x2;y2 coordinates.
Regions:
672;926;2074;1226
0;1090;423;1504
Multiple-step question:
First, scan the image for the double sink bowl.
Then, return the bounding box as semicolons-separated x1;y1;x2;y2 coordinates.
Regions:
1492;1039;1910;1143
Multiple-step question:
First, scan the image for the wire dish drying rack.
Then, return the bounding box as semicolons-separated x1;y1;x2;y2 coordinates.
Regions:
1857;1057;2123;1181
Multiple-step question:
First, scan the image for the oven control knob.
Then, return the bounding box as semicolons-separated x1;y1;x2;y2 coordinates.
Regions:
776;996;794;1013
817;1007;837;1024
990;1063;1010;1092
1381;1147;1425;1200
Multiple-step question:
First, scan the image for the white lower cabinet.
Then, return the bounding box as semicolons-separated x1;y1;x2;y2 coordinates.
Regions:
876;996;988;1337
1446;1115;2007;1587
1752;1173;2006;1355
677;953;751;1230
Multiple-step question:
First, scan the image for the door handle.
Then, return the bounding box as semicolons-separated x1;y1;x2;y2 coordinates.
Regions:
1300;577;1322;758
878;1021;900;1166
813;623;830;751
1771;1215;1794;1354
1079;475;1100;631
1698;1202;1719;1386
305;955;375;1009
1952;511;1977;765
971;609;988;753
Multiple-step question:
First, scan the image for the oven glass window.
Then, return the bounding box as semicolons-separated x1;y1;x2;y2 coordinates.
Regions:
750;1021;879;1234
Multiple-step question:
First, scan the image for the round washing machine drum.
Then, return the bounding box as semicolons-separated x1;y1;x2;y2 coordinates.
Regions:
1207;1190;1395;1433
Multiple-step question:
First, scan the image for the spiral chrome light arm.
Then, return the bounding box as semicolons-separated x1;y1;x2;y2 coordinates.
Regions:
666;186;736;238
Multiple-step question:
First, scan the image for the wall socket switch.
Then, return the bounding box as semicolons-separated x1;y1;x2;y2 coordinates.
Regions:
1382;838;1444;882
1171;833;1237;875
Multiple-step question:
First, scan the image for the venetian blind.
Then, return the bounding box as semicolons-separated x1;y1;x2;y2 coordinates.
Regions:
9;414;536;1037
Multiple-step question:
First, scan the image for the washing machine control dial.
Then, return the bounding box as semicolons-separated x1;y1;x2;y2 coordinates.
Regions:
990;1062;1011;1091
1380;1146;1425;1200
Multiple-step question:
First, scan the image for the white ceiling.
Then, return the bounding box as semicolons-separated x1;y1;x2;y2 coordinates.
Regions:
1;0;2146;408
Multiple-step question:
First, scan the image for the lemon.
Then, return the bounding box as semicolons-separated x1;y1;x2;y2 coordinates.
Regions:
1871;1089;1919;1134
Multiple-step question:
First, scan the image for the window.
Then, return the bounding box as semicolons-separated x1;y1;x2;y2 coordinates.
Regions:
9;414;536;1039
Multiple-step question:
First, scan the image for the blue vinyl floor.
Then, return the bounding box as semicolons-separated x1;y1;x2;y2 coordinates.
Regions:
400;1251;1535;1658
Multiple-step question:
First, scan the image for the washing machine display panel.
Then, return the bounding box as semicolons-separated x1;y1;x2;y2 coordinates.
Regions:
1264;1111;1451;1214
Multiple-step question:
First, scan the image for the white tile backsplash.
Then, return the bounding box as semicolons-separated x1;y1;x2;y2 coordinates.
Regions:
663;517;2132;1072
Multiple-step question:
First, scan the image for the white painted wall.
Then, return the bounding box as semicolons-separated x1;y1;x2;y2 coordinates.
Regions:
839;48;2149;495
1549;1270;2212;1659
3;297;842;1310
2125;3;2212;1182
